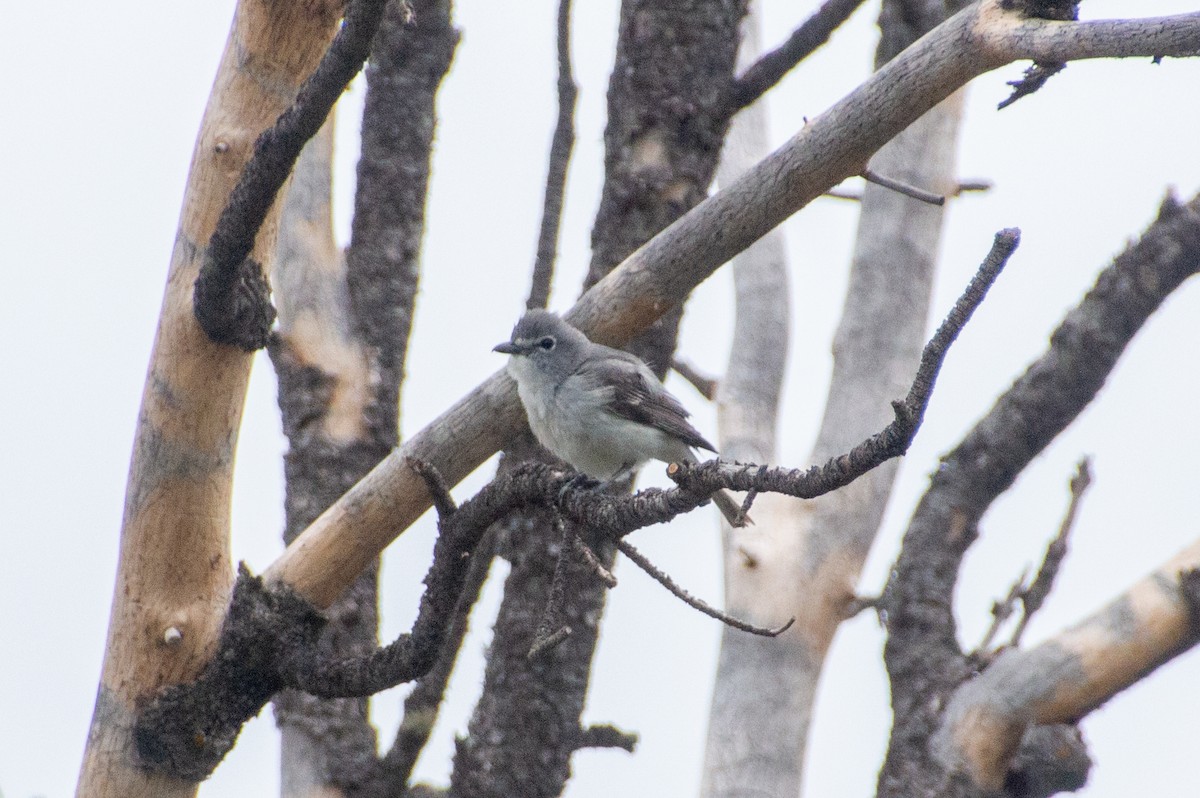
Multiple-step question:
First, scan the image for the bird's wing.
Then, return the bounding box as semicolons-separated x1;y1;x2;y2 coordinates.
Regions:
577;349;716;452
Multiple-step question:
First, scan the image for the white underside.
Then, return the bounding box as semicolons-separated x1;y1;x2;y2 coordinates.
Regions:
508;357;694;479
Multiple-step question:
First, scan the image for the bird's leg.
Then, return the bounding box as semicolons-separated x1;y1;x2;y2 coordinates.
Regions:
609;462;638;487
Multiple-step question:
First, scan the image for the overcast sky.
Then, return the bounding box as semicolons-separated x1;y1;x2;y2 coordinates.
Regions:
4;2;1200;797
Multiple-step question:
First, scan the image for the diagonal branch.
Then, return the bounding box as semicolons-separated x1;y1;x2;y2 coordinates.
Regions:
878;192;1200;796
934;543;1200;791
617;539;794;637
728;0;869;112
1008;457;1092;646
264;3;1200;610
129;223;1023;781
194;0;390;350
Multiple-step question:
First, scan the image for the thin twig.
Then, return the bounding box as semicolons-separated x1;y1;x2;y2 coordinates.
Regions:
574;724;639;753
526;0;577;310
844;593;884;621
529;517;575;657
571;533;618;587
194;0;389;350
616;539;793;637
1009;458;1093;646
897;229;1019;422
974;568;1028;656
663;230;1020;505
882;194;1200;707
823;187;863;201
953;178;993;196
671;357;718;400
406;456;458;517
863;168;945;206
729;0;869;111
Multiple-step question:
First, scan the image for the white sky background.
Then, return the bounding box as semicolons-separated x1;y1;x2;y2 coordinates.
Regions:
3;1;1200;796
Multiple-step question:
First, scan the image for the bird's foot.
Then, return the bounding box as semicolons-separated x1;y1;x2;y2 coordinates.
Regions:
558;472;603;503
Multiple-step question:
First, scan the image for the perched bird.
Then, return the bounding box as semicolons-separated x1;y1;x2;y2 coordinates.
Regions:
494;309;748;527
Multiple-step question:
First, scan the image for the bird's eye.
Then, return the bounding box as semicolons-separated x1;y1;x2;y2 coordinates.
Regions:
538;336;556;350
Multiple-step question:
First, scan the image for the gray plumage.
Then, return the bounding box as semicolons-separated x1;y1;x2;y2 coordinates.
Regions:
494;309;748;526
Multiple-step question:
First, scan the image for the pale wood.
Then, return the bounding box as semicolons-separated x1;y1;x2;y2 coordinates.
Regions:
932;538;1200;790
76;2;342;796
702;3;967;792
701;4;798;795
266;3;1200;609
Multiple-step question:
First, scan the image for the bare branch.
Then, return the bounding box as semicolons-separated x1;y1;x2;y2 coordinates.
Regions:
953;178;993;196
79;1;347;791
863;167;946;205
1009;458;1093;646
672;357;719;400
526;0;577;310
1004;12;1200;63
194;0;389;350
878;193;1200;796
617;539;794;637
379;529;498;791
529;517;576;657
974;568;1028;656
570;532;618;587
265;4;1200;610
407;455;458;518
574;724;639;753
933;545;1200;791
998;60;1066;109
729;0;869;111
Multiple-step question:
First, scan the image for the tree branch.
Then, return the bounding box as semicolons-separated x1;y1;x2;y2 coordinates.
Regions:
377;528;498;791
728;0;868;111
878;192;1200;796
863;166;946;205
617;539;793;637
526;0;577;310
933;545;1200;791
264;2;1200;610
78;1;346;793
1008;457;1092;647
128;227;1014;780
194;0;390;350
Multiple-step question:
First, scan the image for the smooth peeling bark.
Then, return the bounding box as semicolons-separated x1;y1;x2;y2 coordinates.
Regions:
265;2;1200;610
77;3;342;796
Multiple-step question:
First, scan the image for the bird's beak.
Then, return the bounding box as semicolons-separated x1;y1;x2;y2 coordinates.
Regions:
493;341;523;355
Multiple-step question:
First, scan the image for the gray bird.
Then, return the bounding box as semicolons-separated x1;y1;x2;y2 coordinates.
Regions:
494;309;748;527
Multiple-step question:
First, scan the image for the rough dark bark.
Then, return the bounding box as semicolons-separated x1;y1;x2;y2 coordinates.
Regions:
194;0;391;351
448;3;746;796
527;0;578;311
345;0;459;443
585;0;747;373
878;194;1200;798
271;0;458;793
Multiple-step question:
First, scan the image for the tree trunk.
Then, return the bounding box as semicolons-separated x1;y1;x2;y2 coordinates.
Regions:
703;2;965;795
448;2;745;796
271;2;458;794
76;3;342;795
